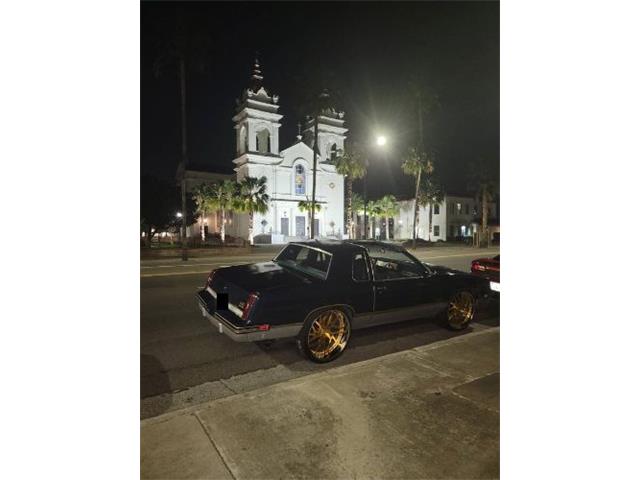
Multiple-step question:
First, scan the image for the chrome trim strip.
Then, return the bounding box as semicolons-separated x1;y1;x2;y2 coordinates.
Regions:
229;303;244;317
206;286;244;318
197;290;303;342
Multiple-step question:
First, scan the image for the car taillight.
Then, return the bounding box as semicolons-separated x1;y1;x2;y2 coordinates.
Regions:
472;262;486;272
206;269;217;287
242;292;259;321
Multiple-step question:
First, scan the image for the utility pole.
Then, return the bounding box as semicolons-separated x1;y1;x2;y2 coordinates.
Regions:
179;57;188;261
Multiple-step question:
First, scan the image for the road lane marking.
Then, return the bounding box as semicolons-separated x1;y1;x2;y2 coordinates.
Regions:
415;251;499;261
140;250;498;270
141;270;212;278
140;248;499;277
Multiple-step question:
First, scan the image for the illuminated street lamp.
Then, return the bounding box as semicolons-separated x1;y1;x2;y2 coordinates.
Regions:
363;133;388;239
176;212;183;218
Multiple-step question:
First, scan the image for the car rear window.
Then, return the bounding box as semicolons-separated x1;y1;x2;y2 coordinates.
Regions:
274;244;332;280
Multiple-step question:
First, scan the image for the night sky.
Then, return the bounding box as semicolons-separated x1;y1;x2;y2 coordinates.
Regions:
141;1;499;200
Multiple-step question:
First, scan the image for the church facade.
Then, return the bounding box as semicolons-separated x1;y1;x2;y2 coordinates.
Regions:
226;61;347;244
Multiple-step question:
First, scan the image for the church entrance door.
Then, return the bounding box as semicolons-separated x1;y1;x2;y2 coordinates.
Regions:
280;217;289;236
295;216;305;237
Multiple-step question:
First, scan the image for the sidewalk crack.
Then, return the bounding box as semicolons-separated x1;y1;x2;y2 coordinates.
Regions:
194;412;237;480
449;389;500;415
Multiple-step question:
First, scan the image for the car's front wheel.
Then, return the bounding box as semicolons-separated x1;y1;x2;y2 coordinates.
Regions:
297;308;351;363
446;291;475;330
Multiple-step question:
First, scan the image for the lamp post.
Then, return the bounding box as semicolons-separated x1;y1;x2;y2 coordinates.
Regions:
362;135;388;240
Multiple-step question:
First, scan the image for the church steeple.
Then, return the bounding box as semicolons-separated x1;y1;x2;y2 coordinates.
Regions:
232;56;283;161
250;56;264;93
302;89;348;163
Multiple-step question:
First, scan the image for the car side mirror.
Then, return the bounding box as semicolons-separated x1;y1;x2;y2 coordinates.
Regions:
422;263;434;276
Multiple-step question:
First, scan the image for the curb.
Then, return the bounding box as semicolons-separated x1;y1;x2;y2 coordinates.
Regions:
141;325;499;426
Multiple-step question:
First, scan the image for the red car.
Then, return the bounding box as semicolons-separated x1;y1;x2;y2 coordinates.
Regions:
471;255;500;293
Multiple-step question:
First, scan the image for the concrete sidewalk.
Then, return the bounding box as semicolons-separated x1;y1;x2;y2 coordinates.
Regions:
141;327;499;479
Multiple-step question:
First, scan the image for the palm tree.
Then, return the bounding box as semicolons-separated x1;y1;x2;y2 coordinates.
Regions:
467;158;499;247
368;199;384;239
377;194;400;240
208;179;236;244
417;177;444;242
402;147;435;248
192;183;212;242
331;142;366;239
234;176;270;245
351;193;365;239
153;12;212;260
298;197;322;238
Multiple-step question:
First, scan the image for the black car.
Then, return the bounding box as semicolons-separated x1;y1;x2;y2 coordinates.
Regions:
197;241;489;363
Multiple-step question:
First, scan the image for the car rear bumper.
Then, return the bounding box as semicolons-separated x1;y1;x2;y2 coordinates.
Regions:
196;289;302;342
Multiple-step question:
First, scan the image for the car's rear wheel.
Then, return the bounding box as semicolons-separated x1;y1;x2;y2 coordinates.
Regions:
446;291;475;330
297;308;351;363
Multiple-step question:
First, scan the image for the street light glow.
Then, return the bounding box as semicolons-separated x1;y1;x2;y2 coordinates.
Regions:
376;135;387;146
176;212;183;218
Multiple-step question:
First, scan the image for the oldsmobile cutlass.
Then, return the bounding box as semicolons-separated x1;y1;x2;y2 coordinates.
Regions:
197;240;490;363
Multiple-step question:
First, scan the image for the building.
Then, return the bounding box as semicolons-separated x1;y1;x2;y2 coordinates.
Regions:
183;59;346;244
393;194;499;242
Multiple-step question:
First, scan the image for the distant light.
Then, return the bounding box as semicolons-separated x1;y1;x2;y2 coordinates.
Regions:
176;212;183;218
376;135;387;147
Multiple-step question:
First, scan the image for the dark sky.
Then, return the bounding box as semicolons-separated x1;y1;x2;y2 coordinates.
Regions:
141;1;499;199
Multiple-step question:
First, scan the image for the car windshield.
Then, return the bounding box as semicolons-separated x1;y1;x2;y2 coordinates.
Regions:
274;244;332;280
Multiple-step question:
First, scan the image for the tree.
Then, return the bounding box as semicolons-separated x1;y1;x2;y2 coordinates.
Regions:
368;199;384;239
351;193;365;239
141;175;195;247
377;194;400;240
331;142;367;239
417;177;444;242
402;147;435;248
298;197;322;238
153;12;212;259
467;158;499;247
234;176;270;245
208;179;237;244
405;78;441;248
192;183;213;242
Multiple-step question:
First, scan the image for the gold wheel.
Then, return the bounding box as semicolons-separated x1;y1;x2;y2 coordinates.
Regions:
447;292;474;329
306;309;349;360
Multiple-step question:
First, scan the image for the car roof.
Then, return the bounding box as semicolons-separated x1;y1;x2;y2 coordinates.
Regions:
290;240;404;254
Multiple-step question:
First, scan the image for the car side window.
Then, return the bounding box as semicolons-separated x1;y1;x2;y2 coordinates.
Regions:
366;246;424;281
352;253;370;282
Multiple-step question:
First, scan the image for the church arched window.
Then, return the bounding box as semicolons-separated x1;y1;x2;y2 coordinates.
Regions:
238;125;248;154
295;164;305;195
330;143;338;162
256;127;271;154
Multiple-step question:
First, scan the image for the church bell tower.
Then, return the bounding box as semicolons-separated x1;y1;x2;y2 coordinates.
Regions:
303;89;348;163
232;58;283;173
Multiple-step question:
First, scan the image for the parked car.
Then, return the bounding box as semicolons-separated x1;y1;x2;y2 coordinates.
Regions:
197;240;490;363
471;254;500;293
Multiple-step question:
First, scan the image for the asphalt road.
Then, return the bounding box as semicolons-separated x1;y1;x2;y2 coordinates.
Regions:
141;246;500;401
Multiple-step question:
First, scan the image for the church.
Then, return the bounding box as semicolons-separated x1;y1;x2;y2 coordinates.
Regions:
184;59;346;244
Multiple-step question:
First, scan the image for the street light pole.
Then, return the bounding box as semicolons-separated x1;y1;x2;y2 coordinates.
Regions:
179;57;188;262
363;157;369;239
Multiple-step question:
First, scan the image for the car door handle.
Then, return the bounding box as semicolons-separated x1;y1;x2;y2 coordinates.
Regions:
375;285;387;293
